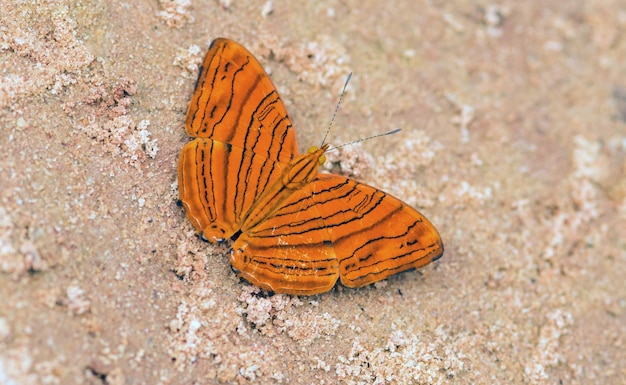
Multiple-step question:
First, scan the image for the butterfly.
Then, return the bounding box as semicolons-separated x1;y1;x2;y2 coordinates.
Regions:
178;38;443;295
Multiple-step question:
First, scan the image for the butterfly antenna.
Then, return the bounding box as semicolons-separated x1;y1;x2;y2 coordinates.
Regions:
321;72;352;147
327;128;402;152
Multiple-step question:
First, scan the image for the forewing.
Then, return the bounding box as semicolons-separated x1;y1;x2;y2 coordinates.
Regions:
185;38;299;163
307;174;443;288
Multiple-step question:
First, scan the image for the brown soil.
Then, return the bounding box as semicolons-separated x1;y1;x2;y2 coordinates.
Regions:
1;1;625;384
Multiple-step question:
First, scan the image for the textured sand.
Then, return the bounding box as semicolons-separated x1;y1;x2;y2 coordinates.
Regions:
1;1;625;384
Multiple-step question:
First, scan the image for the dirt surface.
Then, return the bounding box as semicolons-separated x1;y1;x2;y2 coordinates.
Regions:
1;1;625;384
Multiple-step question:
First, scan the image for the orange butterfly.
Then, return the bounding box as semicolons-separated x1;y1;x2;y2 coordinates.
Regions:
178;38;443;295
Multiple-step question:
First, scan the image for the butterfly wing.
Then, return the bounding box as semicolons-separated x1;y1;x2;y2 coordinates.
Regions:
179;38;299;241
309;174;444;288
185;38;299;162
178;138;286;241
229;171;340;294
229;173;443;294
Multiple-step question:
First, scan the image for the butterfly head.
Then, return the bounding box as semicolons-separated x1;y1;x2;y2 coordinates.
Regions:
307;144;330;166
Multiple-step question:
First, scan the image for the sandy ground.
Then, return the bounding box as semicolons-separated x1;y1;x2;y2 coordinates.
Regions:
1;1;625;384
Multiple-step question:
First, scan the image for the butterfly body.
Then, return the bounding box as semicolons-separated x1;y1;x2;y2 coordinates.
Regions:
178;38;443;295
